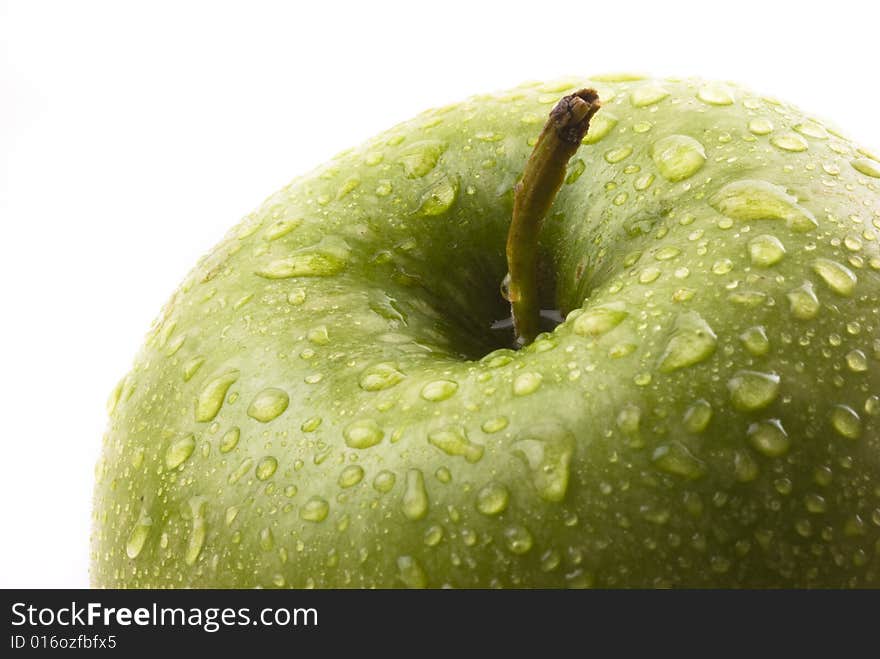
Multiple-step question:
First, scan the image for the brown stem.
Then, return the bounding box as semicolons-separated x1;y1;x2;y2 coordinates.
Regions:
505;88;601;345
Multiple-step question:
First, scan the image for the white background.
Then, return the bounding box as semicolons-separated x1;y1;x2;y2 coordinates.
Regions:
2;0;878;587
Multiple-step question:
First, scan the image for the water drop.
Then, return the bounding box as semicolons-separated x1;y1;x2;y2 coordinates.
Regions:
728;371;780;411
709;179;817;232
831;405;861;439
300;496;330;522
402;469;429;520
771;132;809;152
339;465;365;488
583;112;618;144
683;399;713;433
359;362;406;391
747;419;790;457
343;419;384;449
397;555;428;588
697;82;735;105
400;140;446;178
512;423;574;502
740;326;770;356
651;134;706;182
513;372;542;396
657;311;717;372
605;146;633;164
630;85;669;107
748;234;786;267
572;302;628;336
845;349;868;372
503;525;534;554
373;470;396;493
812;258;857;296
255;456;278;481
787;281;820;320
651;441;706;479
184;497;207;566
417;175;458;216
428;427;484;463
733;450;759;482
255;236;350;278
195;370;240;422
165;434;196;469
851;158;880;178
247;388;289;423
748;118;774;135
481;416;509;433
476;482;510;516
125;513;152;559
420;379;458;401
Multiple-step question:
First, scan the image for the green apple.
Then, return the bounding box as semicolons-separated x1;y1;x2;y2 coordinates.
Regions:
92;75;880;588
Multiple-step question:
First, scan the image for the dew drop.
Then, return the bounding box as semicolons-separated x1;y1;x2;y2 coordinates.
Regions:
709;179;817;232
476;482;510;516
397;555;428;588
630;85;669;107
651;134;706;182
728;371;780;411
572;302;628;336
503;525;534;554
845;349;868;372
255;237;350;278
344;419;384;449
481;416;509;433
512;423;574;502
583;112;618;144
851;158;880;178
747;419;790;457
402;469;429;520
125;513;152;559
195;370;240;422
184;497;207;566
812;258;857;296
657;311;717;372
420;379;458;401
165;434;196;469
748;118;774;135
247;388;290;423
748;234;786;267
428;427;484;463
338;465;365;488
771;132;809;152
400;140;446;178
787;281;820;320
605;146;633;164
697;82;735;105
651;441;706;479
417;175;458;216
255;456;278;481
831;405;861;439
513;372;542;396
683;400;713;433
740;326;770;356
300;496;330;522
373;470;396;493
359;362;406;391
733;450;759;482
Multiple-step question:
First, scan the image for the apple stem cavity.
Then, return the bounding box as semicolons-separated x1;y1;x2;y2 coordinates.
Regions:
504;88;601;345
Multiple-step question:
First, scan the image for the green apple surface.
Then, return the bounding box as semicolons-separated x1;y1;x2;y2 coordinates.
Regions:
92;76;880;587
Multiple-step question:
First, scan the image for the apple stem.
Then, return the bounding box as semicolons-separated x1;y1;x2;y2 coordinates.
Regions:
505;88;601;345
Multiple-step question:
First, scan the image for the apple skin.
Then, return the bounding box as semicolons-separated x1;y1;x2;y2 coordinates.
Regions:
92;76;880;588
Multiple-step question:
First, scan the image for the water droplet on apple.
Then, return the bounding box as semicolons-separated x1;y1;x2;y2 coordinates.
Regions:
728;370;780;411
503;525;534;554
845;349;868;372
420;379;458;401
255;456;278;481
651;441;706;479
400;140;446;178
228;457;253;484
402;469;429;520
344;419;384;449
630;85;669;107
851;158;880;178
338;465;364;488
747;419;790;457
513;372;542;396
397;555;428;588
605;146;633;164
657;311;717;372
709;179;817;232
740;326;770;356
423;525;444;546
683;399;713;433
195;370;240;422
748;234;786;267
697;82;734;105
771;132;809;152
582;112;618;144
748;118;773;135
512;422;574;502
184;497;207;566
165;433;196;469
417;175;458;216
373;470;396;493
255;236;350;278
831;405;861;439
247;388;290;422
359;363;405;391
572;302;628;337
481;416;509;433
476;482;510;515
812;258;857;296
733;449;759;482
651;135;706;182
427;427;484;463
125;513;152;559
300;496;330;522
787;282;820;320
